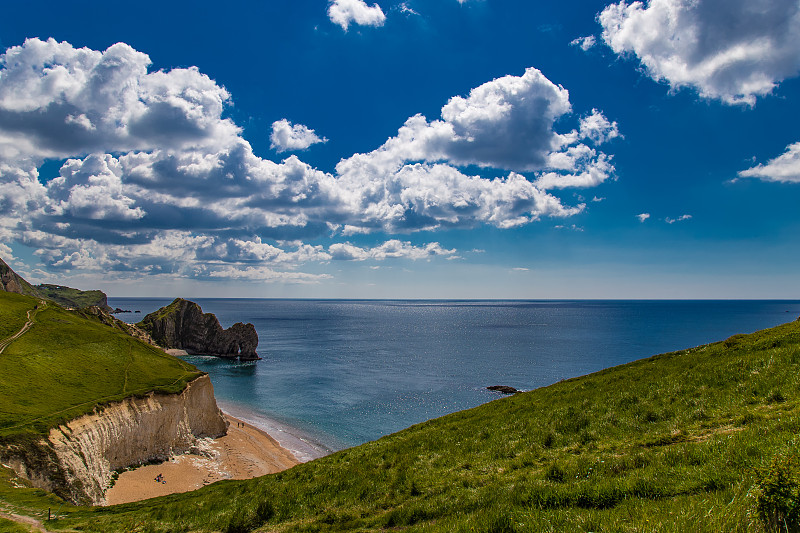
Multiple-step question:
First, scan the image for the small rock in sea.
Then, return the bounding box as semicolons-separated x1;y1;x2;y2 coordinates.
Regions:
135;310;141;313
487;385;519;394
111;308;133;314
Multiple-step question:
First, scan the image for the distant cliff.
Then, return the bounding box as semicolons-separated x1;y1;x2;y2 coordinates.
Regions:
0;258;41;297
138;298;259;360
35;284;112;312
0;257;112;311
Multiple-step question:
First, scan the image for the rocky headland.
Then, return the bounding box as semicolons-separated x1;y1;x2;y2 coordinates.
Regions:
35;284;112;312
0;259;114;312
138;298;260;360
0;258;40;297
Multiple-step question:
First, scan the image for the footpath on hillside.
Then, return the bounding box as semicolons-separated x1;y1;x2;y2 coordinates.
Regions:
0;301;46;354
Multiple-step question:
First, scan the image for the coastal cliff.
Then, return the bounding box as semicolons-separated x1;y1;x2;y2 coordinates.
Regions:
138;298;259;360
2;375;227;505
1;257;112;310
35;284;112;312
0;258;40;297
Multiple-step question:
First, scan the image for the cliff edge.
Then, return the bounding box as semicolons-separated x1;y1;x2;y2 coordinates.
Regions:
0;258;41;297
138;298;259;360
35;284;112;312
3;375;227;505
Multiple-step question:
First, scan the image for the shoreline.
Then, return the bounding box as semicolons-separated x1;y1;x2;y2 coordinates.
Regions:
216;400;335;463
104;411;301;506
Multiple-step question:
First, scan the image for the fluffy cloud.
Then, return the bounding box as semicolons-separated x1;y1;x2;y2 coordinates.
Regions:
599;0;800;105
0;38;238;163
570;35;597;51
46;154;144;221
270;119;327;152
0;39;618;282
0;161;46;219
636;213;650;222
328;0;386;30
328;240;456;261
335;68;618;193
0;242;15;261
738;142;800;183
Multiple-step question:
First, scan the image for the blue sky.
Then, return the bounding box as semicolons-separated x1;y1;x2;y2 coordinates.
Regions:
1;0;799;298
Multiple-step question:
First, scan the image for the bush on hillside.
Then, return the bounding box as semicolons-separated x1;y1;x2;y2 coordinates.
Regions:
753;453;800;532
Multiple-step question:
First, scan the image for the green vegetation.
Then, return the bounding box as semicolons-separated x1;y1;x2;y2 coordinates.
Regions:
34;284;110;311
0;292;35;341
752;453;800;531
2;301;800;531
0;517;37;532
0;292;202;438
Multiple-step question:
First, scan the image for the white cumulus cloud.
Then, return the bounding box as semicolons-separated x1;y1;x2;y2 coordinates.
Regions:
270;119;327;153
0;39;619;282
599;0;800;105
0;38;238;163
636;213;650;222
738;142;800;183
335;68;619;193
328;0;386;30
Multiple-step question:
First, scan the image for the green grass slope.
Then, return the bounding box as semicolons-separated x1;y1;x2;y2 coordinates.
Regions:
34;284;110;311
5;315;800;532
0;292;35;341
0;292;202;438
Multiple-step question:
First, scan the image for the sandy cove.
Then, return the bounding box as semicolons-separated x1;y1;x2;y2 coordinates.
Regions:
105;413;300;506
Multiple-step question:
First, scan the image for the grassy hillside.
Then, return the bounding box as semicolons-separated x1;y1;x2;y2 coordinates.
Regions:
34;284;110;311
3;313;800;531
0;292;202;438
0;292;34;341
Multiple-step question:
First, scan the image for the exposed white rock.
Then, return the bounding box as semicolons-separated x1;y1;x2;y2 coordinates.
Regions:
18;374;227;505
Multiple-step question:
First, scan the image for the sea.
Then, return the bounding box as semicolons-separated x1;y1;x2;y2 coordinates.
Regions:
108;298;800;461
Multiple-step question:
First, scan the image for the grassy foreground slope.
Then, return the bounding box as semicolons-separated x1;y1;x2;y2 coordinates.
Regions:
5;315;800;532
0;292;202;438
0;292;34;341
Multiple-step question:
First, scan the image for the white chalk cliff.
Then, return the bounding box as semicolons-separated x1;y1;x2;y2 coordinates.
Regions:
7;374;227;505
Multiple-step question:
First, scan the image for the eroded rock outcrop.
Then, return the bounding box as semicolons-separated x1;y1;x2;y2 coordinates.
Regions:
0;258;40;297
2;375;228;505
138;298;259;360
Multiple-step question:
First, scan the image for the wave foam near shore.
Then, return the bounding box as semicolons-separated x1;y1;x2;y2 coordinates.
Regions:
217;401;334;463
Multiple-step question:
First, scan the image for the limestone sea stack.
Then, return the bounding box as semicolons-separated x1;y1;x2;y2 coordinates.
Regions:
138;298;260;360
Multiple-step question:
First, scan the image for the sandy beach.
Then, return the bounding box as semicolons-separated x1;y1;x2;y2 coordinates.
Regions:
105;413;300;506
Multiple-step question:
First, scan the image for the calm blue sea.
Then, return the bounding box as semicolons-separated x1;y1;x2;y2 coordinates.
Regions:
108;298;800;457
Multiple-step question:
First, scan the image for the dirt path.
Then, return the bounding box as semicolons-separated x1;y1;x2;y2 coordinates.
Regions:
0;510;55;533
0;301;46;355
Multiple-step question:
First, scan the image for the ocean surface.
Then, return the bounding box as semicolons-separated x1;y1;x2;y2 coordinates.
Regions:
109;298;800;458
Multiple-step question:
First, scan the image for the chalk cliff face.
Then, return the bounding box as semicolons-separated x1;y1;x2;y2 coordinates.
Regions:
3;375;227;505
139;298;259;360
